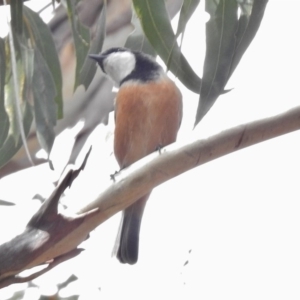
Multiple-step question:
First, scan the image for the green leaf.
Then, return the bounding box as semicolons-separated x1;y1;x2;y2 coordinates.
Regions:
132;0;201;93
195;0;238;126
176;0;200;37
0;101;33;169
228;0;269;77
10;0;23;36
4;53;24;144
19;37;34;105
125;10;156;56
23;6;63;119
32;48;56;155
3;35;34;164
0;38;9;149
66;0;90;90
238;0;253;15
78;0;106;90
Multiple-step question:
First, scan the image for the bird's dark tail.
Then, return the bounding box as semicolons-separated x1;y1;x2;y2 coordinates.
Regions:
114;193;150;264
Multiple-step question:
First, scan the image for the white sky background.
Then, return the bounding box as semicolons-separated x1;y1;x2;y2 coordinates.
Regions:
0;0;300;299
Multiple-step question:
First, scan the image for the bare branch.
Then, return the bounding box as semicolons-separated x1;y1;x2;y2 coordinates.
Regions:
0;249;83;289
79;105;300;214
0;106;299;288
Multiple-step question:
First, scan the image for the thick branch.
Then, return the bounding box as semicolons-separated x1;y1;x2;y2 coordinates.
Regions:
0;106;299;288
78;105;300;215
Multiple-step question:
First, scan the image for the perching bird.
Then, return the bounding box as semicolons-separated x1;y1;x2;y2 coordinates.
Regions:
89;47;182;264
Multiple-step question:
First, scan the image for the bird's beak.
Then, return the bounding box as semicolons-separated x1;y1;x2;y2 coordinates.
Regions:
88;54;105;62
89;54;107;73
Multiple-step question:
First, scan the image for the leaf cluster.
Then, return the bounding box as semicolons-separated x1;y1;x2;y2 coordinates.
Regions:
131;0;268;125
0;0;106;169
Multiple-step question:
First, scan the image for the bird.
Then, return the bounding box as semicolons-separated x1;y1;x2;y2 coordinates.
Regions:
89;47;182;264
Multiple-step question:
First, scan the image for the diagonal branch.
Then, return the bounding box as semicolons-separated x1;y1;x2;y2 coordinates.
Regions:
0;105;299;288
79;105;300;214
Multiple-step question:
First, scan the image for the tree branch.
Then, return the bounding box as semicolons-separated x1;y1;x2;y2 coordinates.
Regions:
79;105;300;214
0;105;299;288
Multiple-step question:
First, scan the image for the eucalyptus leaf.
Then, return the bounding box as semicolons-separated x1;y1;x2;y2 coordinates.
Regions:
10;0;23;36
0;101;33;169
132;0;201;93
125;10;155;57
228;0;269;77
0;38;9;149
32;49;56;155
23;6;63;118
66;0;90;90
78;0;106;90
3;31;34;168
176;0;200;38
195;0;238;126
19;36;34;110
4;56;24;145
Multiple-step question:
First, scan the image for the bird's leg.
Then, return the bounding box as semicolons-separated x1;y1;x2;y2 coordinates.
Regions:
155;144;163;154
110;167;125;181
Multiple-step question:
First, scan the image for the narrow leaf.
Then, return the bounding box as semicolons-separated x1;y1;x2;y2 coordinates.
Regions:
195;0;238;126
5;38;25;145
78;0;106;90
228;0;269;77
10;0;23;35
132;0;201;93
0;102;33;169
176;0;200;37
0;38;9;149
23;6;63;119
5;73;19;143
66;0;90;90
19;38;34;106
32;48;56;155
0;4;33;168
125;10;155;56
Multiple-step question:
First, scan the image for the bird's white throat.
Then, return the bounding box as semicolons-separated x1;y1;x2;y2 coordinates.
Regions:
103;51;136;86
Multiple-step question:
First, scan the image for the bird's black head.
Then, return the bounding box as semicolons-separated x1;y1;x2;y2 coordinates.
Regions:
89;47;162;86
